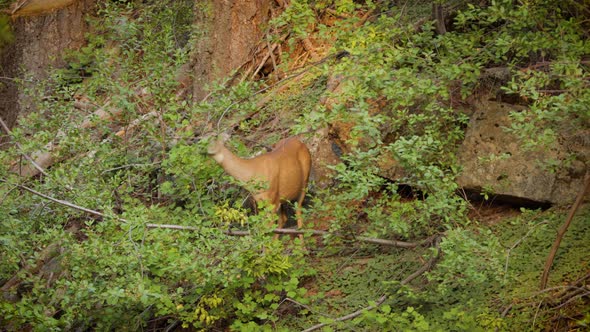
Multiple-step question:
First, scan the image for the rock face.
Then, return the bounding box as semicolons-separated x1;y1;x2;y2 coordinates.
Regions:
321;93;588;206
0;0;94;129
457;101;589;206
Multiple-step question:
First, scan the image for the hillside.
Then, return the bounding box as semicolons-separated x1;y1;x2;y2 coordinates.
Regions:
0;0;589;331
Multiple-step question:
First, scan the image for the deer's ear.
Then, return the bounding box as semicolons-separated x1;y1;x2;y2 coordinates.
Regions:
220;132;231;142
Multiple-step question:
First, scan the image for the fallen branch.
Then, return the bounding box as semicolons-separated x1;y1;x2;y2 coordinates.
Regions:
7;100;123;178
3;181;426;250
555;271;590;298
115;111;158;138
145;223;434;249
498;270;590;325
251;42;280;80
0;116;49;178
211;50;349;133
301;38;318;61
0;180;127;223
1;242;62;292
553;290;590;310
0;183;431;251
302;236;442;332
505;220;549;277
9;0;30;15
540;174;590;289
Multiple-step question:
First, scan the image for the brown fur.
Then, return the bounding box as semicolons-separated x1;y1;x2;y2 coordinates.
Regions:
208;134;312;240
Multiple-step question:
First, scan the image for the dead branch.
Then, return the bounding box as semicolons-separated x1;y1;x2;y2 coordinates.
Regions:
1;243;62;293
0;180;127;223
115;111;158;138
540;174;590;289
356;9;374;27
266;37;279;77
251;43;280;80
229;48;347;126
212;54;329;133
505;220;549;276
10;0;30;15
232;33;289;84
553;290;590;310
557;271;590;296
0;116;49;178
498;270;590;324
301;38;318;61
302;237;442;332
413;2;462;32
8;100;123;178
145;223;437;249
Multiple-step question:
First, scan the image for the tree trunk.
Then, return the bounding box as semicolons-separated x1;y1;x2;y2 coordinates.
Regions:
192;0;273;101
0;0;94;135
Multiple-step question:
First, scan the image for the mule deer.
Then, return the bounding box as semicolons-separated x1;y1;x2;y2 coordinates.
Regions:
207;134;311;241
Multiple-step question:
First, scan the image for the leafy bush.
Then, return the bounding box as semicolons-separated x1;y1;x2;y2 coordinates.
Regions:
1;0;588;330
0;1;312;330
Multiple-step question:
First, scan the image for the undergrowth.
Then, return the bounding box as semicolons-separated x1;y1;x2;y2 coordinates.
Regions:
0;0;588;331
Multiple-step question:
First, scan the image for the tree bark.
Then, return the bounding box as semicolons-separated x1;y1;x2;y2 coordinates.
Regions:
0;0;94;134
192;0;274;101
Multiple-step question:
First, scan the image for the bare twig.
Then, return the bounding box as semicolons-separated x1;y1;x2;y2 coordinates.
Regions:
281;298;332;318
213;50;350;132
100;162;160;174
0;116;50;178
527;284;587;299
266;36;279;76
0;76;22;83
301;294;387;332
0;180;127;222
230;33;289;83
301;38;318;60
10;0;30;14
302;237;442;332
499;270;590;323
7;100;120;178
147;223;200;231
164;320;180;332
505;220;549;277
499;304;513;318
553;291;590;310
251;43;279;80
145;223;432;249
531;299;544;329
115;111;158;138
540;174;590;289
